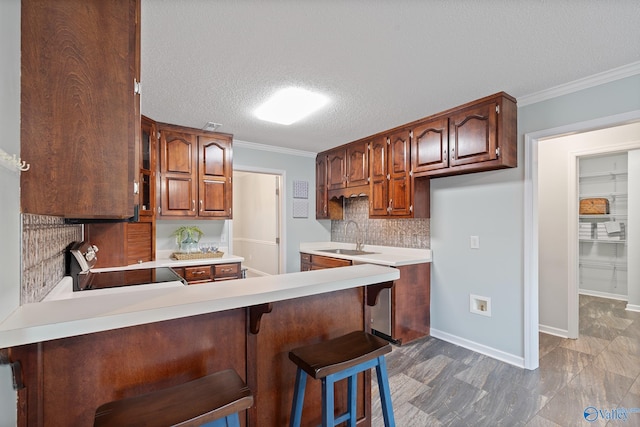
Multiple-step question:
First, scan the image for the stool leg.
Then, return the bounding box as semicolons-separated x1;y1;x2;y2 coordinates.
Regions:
322;375;335;427
290;367;307;427
375;356;396;427
347;374;357;427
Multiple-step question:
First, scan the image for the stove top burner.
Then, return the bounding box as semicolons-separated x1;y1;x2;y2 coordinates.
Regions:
75;267;186;291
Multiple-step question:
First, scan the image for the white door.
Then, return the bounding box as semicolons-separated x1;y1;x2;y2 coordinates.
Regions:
232;170;283;276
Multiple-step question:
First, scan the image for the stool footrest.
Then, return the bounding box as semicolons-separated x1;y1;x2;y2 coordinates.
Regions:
94;369;252;427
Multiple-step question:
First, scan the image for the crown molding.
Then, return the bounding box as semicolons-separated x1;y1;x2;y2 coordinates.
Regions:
233;139;316;158
517;61;640;107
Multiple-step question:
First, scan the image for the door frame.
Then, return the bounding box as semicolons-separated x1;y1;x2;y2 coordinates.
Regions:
523;109;640;370
231;165;286;275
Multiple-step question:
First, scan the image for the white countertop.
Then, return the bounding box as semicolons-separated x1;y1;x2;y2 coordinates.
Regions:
92;250;245;272
0;264;399;348
300;242;432;266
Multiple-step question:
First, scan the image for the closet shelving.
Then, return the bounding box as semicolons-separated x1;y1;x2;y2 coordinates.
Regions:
578;154;628;298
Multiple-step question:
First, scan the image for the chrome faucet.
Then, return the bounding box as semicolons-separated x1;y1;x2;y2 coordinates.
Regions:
345;220;364;251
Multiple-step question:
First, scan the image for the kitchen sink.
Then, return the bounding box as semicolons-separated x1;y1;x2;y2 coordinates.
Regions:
318;249;378;256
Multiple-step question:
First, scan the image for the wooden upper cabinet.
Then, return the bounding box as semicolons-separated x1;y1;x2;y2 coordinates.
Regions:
449;101;498;166
198;135;232;218
158;123;233;219
20;0;140;219
369;136;388;217
411;117;449;174
411;92;517;178
327;148;347;191
139;116;157;217
387;130;412;216
159;128;198;217
346;140;369;187
316;154;329;218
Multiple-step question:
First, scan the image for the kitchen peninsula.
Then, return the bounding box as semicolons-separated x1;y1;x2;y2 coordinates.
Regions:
2;264;398;426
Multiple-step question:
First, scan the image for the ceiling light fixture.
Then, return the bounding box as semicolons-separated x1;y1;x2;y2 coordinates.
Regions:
202;122;222;132
255;87;329;125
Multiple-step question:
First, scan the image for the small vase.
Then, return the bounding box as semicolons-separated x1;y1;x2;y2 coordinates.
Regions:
180;237;199;253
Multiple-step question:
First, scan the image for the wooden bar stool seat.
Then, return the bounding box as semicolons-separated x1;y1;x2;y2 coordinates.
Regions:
288;331;395;427
94;369;253;427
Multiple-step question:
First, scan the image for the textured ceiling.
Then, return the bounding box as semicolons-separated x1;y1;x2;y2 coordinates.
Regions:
141;0;640;153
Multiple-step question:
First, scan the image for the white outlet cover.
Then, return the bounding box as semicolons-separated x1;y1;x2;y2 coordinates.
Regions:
470;235;480;249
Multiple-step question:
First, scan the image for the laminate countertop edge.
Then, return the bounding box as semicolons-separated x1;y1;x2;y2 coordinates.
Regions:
0;264;399;348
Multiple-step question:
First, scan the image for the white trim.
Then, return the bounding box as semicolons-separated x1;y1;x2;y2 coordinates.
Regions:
232;237;278;247
567;152;579;339
523;110;640;370
538;325;569;339
517;61;640;107
626;304;640;313
579;289;628;301
234;139;317;158
430;328;524;368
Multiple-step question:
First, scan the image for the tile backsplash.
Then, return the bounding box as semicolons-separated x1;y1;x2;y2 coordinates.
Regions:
331;198;430;248
22;214;82;304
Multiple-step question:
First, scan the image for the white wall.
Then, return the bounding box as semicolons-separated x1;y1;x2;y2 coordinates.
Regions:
233;142;331;273
538;124;640;333
0;0;21;424
628;150;640;311
431;72;640;363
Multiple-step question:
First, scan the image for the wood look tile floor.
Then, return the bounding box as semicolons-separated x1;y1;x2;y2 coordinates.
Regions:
371;295;640;426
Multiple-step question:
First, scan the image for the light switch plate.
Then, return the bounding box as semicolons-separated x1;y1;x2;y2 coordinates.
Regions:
470;235;480;249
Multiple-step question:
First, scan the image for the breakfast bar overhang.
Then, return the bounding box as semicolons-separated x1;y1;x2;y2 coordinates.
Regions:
2;264;399;426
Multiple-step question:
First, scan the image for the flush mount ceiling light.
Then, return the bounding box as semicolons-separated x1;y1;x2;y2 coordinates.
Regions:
255;87;329;125
202;122;222;132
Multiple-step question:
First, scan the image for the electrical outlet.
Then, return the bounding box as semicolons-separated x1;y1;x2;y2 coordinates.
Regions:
470;294;491;317
470;235;480;249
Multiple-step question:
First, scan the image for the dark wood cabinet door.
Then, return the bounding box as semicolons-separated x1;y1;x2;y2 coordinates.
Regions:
126;222;153;265
316;155;329;218
140;116;157;217
198;135;232;218
327;148;347;191
368;136;388;216
388;130;412;216
346;140;369;187
412;118;449;173
159;129;198;217
20;0;139;219
448;101;498;167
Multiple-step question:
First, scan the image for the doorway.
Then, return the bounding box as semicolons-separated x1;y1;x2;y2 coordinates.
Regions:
523;111;640;369
231;168;284;276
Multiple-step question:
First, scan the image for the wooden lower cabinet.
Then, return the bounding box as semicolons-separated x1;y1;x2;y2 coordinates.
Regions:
300;253;352;271
9;287;378;426
301;253;430;344
388;263;431;344
174;262;242;284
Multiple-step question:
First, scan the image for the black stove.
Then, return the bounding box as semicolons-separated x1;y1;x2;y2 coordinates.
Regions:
76;267;187;291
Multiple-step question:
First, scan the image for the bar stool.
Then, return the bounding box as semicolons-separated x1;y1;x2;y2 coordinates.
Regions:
288;331;395;427
94;369;253;427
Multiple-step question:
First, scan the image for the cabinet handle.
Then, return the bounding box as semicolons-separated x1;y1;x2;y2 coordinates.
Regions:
199;200;203;211
192;200;195;211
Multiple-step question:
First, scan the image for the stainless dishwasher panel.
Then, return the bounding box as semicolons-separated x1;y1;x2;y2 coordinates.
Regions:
371;287;391;337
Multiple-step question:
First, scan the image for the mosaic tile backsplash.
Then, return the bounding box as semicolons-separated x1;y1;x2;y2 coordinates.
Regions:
331;198;430;249
22;214;82;304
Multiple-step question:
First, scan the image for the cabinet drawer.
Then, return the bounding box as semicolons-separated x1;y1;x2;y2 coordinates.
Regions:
184;265;213;283
311;255;352;269
213;263;240;279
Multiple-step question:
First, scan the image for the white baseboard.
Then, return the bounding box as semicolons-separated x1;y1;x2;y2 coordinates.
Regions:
626;304;640;313
429;328;524;369
538;324;569;338
579;289;628;301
